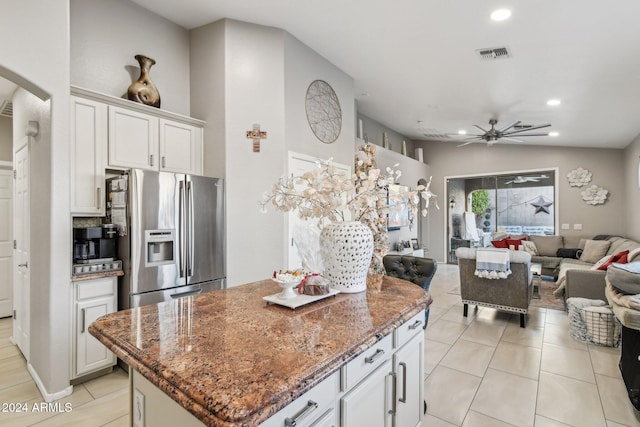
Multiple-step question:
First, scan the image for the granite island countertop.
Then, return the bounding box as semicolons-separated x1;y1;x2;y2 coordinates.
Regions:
89;276;431;427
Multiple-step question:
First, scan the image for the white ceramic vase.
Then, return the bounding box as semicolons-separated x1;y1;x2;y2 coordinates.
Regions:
320;221;374;293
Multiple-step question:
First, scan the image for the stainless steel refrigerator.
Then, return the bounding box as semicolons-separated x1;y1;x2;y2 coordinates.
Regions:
110;169;225;309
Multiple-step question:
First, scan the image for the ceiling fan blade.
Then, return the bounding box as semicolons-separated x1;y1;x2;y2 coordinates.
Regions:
498;120;521;133
500;137;524;143
504;124;551;135
457;140;479;147
473;124;489;133
503;133;549;137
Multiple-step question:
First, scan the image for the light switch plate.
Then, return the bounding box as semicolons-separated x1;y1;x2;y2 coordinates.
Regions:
561;223;570;230
133;388;145;427
574;224;583;230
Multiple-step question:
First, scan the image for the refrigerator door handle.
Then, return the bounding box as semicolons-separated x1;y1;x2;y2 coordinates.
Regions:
178;180;185;278
187;180;194;277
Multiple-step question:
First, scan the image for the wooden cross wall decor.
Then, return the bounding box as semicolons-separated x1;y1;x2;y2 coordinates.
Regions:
246;124;267;152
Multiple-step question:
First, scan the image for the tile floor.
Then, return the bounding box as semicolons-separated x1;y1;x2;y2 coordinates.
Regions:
0;317;129;426
1;263;639;427
423;263;640;427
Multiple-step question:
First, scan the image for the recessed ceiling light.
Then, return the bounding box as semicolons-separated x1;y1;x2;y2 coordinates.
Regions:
490;9;512;21
458;130;467;135
546;99;561;106
549;131;559;137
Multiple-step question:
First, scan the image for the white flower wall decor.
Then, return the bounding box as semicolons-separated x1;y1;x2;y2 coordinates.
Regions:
580;184;609;205
567;167;592;187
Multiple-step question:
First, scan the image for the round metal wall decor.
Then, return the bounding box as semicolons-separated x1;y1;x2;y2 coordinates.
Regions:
305;80;342;144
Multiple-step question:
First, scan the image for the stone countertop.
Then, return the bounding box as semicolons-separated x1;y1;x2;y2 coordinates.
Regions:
89;276;431;427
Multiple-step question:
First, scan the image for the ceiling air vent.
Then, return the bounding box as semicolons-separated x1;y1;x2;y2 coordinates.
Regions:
476;47;511;61
421;128;450;140
0;100;13;117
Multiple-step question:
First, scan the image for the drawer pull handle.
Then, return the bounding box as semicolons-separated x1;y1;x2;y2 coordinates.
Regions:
365;348;385;364
284;400;317;427
389;372;397;415
399;362;407;403
80;308;86;333
409;320;423;330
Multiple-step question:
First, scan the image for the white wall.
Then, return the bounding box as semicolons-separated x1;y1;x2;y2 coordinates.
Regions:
0;0;71;399
624;135;640;241
70;0;191;116
421;142;626;262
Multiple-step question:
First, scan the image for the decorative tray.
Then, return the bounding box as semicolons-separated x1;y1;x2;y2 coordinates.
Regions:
263;289;340;309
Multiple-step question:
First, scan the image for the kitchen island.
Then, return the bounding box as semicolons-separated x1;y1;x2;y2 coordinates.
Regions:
89;276;431;427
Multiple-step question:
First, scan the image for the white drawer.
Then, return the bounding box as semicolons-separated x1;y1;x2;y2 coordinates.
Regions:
76;277;116;300
261;371;338;427
342;333;393;390
395;311;425;349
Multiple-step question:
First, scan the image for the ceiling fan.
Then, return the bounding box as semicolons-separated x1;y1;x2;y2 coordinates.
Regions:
504;174;549;185
453;119;551;147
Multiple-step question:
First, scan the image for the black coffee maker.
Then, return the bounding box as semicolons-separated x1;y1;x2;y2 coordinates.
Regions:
73;225;117;263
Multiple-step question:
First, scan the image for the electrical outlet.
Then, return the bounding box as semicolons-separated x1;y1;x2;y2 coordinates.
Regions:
561;223;570;230
133;388;145;427
574;224;583;231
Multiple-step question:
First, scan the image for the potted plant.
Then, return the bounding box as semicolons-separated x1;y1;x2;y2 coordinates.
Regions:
471;190;490;229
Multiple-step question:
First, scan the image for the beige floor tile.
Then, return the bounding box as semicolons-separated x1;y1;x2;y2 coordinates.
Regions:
0;355;32;390
462;410;517;426
422;413;458;427
424;339;451;376
31;388;128;427
0;344;21;360
460;320;506;347
596;374;640;427
82;367;128;399
534;415;573;426
430;293;463;311
440;304;476;325
536;371;606;427
101;414;130;427
543;323;588;351
541;342;595;383
470;368;537;427
501;322;544;349
489;341;541;380
424;319;468;345
427;306;449;326
0;380;41;403
473;308;512;326
545;309;569;327
424;365;482;426
607;421;638;427
439;339;495;377
589;345;622;378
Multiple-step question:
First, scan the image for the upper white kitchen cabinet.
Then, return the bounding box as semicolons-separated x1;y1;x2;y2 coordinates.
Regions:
71;86;205;176
159;119;203;175
108;105;159;171
70;96;107;215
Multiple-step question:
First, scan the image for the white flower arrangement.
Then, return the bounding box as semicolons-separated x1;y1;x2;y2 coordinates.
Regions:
580;184;608;205
567;167;592;187
259;145;438;225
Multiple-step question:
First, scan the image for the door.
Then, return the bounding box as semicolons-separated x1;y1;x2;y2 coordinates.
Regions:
394;334;424;427
0;168;12;317
185;175;224;285
13;144;29;359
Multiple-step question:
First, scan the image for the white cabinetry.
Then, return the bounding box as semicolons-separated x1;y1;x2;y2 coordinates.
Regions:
108;105;159;170
70;96;106;215
159;119;203;174
394;333;424;427
72;277;117;378
341;359;393;427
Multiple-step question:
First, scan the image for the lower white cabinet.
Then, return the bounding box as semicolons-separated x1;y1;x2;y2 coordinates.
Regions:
72;277;117;379
341;359;393;427
393;333;424;427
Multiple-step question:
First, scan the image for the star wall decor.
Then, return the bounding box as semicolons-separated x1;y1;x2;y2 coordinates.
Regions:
531;196;553;215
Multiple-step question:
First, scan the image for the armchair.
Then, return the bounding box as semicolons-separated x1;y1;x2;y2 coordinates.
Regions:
383;255;437;328
456;247;533;327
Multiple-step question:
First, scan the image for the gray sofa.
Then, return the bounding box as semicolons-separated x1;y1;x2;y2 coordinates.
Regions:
456;247;532;327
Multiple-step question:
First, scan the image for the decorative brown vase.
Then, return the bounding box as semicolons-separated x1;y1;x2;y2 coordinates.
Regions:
127;54;161;108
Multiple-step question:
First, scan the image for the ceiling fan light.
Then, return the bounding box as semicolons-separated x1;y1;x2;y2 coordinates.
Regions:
549;131;559;137
546;99;561;106
458;130;467;135
490;9;511;21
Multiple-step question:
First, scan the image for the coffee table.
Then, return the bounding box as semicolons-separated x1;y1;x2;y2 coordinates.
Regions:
531;262;542;299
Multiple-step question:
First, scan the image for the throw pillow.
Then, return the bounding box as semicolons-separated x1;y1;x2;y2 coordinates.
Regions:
627;247;640;263
556;248;581;259
492;238;509;248
579;239;612;263
597;250;629;271
529;235;564;257
591;255;612;270
521;240;539;255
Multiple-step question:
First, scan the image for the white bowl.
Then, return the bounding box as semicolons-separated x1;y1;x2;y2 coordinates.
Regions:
272;278;301;299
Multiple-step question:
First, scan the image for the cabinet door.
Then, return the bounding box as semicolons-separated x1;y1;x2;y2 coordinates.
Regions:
75;294;116;377
341;359;393;427
394;333;424;427
159;119;203;175
108;105;159;170
70;96;106;215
